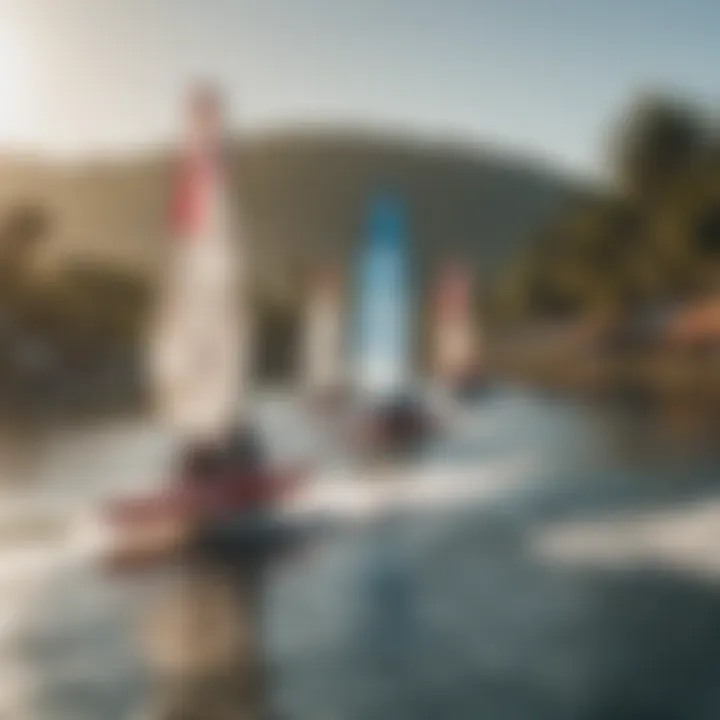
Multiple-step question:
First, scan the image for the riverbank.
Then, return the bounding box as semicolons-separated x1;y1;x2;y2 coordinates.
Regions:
490;338;720;406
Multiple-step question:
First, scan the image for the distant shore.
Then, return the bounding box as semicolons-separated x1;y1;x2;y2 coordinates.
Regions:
490;341;720;407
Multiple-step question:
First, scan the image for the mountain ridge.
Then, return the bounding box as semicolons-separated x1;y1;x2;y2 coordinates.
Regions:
0;128;581;291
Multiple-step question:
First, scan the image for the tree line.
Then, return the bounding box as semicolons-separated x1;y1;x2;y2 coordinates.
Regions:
495;94;720;327
0;208;301;420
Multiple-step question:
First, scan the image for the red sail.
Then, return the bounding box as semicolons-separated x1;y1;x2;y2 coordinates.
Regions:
169;152;215;238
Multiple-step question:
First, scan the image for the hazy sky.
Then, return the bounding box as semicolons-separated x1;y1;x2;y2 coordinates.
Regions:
0;0;717;174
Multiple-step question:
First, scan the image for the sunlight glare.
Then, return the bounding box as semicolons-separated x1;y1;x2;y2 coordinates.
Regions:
0;25;28;138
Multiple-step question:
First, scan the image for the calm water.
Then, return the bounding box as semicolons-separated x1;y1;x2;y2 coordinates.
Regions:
1;388;720;720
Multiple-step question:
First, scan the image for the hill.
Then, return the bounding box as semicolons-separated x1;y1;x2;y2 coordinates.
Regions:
0;129;578;418
0;130;576;288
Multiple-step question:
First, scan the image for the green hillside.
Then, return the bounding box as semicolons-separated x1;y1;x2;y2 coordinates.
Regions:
0;129;576;418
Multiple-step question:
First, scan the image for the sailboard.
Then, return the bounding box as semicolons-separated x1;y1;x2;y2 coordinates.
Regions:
355;194;411;399
301;265;345;399
432;258;482;390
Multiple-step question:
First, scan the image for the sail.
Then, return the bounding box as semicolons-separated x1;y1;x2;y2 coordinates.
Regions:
302;267;344;394
149;94;245;441
432;260;479;382
355;194;410;397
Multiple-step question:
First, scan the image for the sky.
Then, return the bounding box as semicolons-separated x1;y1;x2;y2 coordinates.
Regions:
0;0;718;175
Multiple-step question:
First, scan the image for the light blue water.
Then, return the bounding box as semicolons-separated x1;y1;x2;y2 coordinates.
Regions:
5;388;720;720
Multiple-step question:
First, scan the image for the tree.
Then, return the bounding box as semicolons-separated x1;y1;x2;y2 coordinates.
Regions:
0;204;49;266
609;94;704;200
496;93;719;327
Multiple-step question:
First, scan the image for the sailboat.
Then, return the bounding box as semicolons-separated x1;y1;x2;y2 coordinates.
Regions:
150;87;244;443
351;193;436;456
301;265;346;410
102;87;303;568
355;194;410;396
431;258;485;400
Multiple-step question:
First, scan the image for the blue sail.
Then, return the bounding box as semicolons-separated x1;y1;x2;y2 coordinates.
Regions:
356;193;411;396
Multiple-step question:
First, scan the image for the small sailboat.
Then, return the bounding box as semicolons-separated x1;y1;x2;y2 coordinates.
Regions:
150;85;245;443
352;193;435;456
103;86;303;569
432;258;485;400
300;264;347;410
356;194;410;397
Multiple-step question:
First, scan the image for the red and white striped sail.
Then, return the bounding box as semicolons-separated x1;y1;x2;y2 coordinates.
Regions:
301;266;344;396
150;90;246;441
432;260;480;383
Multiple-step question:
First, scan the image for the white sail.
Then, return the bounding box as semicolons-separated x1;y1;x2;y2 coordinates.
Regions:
149;91;246;442
301;269;344;395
